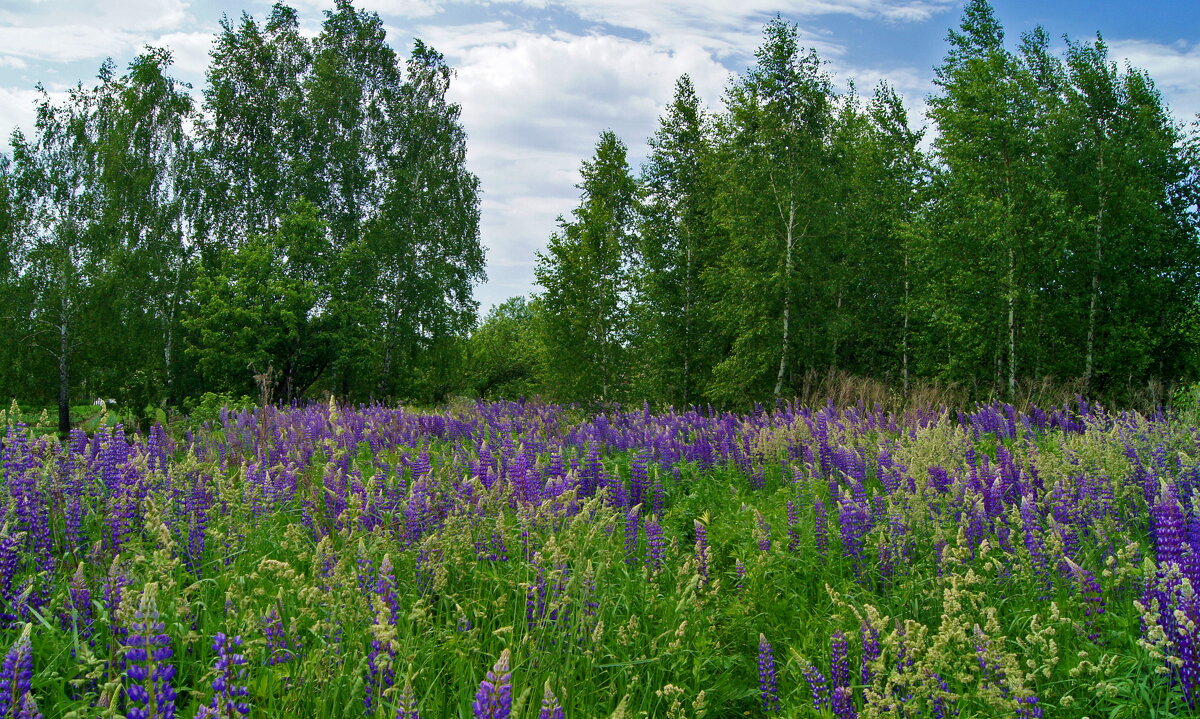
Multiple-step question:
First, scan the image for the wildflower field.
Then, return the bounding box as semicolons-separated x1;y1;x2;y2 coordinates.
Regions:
0;398;1197;718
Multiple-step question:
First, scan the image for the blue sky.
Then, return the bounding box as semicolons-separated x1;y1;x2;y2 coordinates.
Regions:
1;0;1197;313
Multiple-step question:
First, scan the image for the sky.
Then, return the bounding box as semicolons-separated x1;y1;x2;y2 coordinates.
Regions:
1;0;1197;314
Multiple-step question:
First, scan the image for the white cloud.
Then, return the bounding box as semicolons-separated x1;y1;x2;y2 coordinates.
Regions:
289;0;442;20
0;0;188;32
406;2;963;310
0;25;149;64
1109;39;1200;123
0;0;192;65
486;0;955;52
150;31;218;87
0;57;27;70
0;85;61;152
415;23;738;309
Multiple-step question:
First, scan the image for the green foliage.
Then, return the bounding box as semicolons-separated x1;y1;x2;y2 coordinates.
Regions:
185;391;256;423
0;1;485;416
532;0;1199;409
635;75;724;406
467;296;546;400
536;131;639;403
183;199;337;401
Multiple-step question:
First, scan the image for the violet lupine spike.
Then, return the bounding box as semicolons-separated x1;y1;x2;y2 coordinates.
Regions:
860;623;880;687
757;634;781;713
204;633;250;717
1020;496;1051;598
14;691;41;719
1016;695;1043;719
930;672;952;719
526;564;548;629
650;470;664;517
756;511;771;552
1152;483;1186;571
263;607;298;666
538;681;564;719
396;678;420;719
375;555;402;626
629;450;649;509
0;625;33;719
66;563;94;643
123;590;177;719
644;519;665;574
735;559;747;594
801;661;830;711
472;648;512;719
624;506;640;566
837;490;869;577
0;531;21;626
1064;558;1105;642
831;630;850;690
831;686;856;719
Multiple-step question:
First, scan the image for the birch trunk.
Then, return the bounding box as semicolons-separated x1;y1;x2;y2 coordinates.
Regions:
58;295;70;436
774;200;795;399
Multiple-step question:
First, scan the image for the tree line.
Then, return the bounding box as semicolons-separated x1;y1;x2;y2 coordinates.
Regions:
0;1;484;432
480;0;1200;408
1;0;1197;423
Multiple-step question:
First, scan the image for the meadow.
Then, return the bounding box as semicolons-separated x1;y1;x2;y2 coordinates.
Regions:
0;397;1196;718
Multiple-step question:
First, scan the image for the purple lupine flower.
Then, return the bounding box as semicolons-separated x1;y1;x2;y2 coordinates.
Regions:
123;593;177;719
0;532;21;625
14;691;41;719
930;672;952;719
1049;480;1079;562
624;507;640;566
538;682;564;719
1016;695;1043;719
415;548;435;596
831;686;856;719
972;625;1009;698
801;661;830;711
1064;558;1104;642
185;479;210;574
581;445;602;497
644;520;665;574
838;490;869;576
756;511;771;553
62;448;85;555
831;630;850;690
472;648;512;719
758;634;781;713
396;678;420;719
786;500;800;554
0;627;33;718
629;450;649;509
204;633;250;717
66;563;93;642
489;529;509;563
526;565;548;629
735;560;747;594
860;623;879;687
263;607;298;666
375;555;402;626
1183;511;1200;587
1020;496;1051;598
1152;484;1186;571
